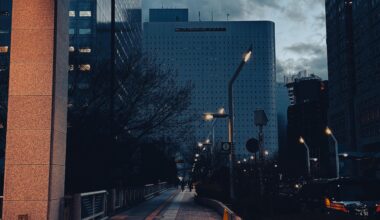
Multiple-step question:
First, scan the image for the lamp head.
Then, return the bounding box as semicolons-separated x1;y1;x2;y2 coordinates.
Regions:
325;127;332;135
299;137;305;144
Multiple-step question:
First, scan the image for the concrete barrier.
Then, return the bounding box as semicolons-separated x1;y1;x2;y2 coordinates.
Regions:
195;197;242;220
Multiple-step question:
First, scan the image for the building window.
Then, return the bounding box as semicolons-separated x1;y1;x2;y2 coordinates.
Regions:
69;46;75;52
79;29;91;35
79;47;91;53
0;46;9;53
69;11;75;17
69;28;75;35
79;11;92;17
0;11;9;16
69;65;74;71
0;65;7;72
0;30;9;34
79;64;91;71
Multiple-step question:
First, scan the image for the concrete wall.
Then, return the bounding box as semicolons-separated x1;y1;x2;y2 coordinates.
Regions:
2;0;68;219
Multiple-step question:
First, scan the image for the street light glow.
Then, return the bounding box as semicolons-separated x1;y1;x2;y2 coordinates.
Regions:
325;127;333;135
310;158;318;162
218;107;225;115
250;156;254;160
299;136;305;144
205;138;211;144
195;154;199;158
197;142;203;148
203;113;214;121
243;158;247;162
264;150;269;156
342;153;349;158
244;51;252;63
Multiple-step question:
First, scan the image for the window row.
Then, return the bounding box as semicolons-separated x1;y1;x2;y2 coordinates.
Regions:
0;46;9;53
69;28;92;35
69;46;92;53
69;64;91;71
69;10;92;17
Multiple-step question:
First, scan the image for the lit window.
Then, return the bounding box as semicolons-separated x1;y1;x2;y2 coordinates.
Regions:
79;11;92;17
69;65;74;71
0;30;9;34
69;28;75;35
79;29;91;35
79;47;91;53
69;11;75;17
79;64;91;71
0;65;6;72
69;46;75;52
0;46;9;53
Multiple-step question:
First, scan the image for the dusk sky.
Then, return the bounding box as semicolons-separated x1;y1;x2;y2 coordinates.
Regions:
142;0;327;81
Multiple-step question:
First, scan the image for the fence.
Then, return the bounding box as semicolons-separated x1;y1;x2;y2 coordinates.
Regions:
64;182;169;220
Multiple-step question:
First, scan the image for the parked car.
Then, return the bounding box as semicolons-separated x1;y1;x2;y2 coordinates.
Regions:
295;177;380;219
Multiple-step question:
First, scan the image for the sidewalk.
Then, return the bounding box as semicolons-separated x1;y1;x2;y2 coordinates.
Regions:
157;191;221;220
110;189;178;220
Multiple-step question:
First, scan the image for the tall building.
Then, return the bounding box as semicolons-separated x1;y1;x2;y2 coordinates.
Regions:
276;82;289;162
143;9;278;160
68;0;142;104
282;71;330;178
326;0;380;177
0;0;12;193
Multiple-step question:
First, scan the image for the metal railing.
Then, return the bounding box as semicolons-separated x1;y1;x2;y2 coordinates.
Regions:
64;182;169;220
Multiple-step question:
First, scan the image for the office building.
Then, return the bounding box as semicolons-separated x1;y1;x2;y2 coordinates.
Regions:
276;82;289;163
326;0;380;177
68;0;142;104
143;9;278;160
282;71;331;178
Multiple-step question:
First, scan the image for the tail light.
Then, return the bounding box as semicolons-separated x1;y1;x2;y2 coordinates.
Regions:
325;198;349;213
376;204;380;213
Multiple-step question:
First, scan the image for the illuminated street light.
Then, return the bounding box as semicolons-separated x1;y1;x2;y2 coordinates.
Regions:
243;158;247;162
197;142;203;148
195;154;200;158
325;126;340;178
310;158;318;162
341;153;349;158
264;150;269;156
250;156;255;160
237;160;241;164
299;136;311;176
244;51;252;63
228;44;253;201
203;113;214;121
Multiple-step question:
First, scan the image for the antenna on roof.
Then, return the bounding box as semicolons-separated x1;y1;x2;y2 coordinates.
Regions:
161;1;164;8
211;10;214;21
199;11;201;22
227;13;230;21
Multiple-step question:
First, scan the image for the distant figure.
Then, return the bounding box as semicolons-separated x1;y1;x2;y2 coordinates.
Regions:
181;181;185;192
188;181;193;192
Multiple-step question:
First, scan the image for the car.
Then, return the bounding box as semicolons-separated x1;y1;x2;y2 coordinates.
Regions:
295;177;380;219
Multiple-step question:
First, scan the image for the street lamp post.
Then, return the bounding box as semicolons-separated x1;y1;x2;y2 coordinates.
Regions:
325;127;340;178
227;45;253;201
299;137;311;177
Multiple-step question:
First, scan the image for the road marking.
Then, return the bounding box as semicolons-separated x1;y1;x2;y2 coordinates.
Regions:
145;190;179;220
159;192;185;220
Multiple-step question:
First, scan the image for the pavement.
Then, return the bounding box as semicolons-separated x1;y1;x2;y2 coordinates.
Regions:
110;188;221;220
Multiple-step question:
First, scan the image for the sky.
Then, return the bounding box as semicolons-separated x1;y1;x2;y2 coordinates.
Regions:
141;0;328;81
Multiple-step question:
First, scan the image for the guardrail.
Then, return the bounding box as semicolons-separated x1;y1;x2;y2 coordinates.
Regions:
195;197;242;220
64;182;169;220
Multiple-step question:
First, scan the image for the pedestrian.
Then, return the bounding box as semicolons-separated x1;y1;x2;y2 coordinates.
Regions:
181;181;185;192
188;181;193;192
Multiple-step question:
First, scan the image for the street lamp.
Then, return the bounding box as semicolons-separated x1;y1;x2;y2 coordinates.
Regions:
325;127;340;178
227;45;253;201
299;136;311;177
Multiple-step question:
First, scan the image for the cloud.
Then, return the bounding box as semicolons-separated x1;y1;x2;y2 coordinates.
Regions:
284;43;325;56
277;54;328;80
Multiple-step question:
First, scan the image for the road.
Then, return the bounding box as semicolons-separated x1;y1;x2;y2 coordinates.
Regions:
110;188;221;220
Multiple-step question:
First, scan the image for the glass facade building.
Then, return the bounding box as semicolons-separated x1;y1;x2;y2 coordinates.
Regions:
143;9;278;160
68;0;142;105
326;0;380;177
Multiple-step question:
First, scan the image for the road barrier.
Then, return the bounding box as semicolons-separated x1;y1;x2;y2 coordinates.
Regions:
64;182;169;220
195;197;242;220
